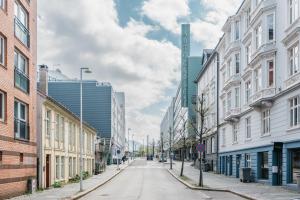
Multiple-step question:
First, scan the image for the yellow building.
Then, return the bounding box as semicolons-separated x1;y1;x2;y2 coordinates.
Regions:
36;67;97;188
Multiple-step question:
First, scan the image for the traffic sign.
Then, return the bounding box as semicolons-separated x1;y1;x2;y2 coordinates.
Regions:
196;144;205;152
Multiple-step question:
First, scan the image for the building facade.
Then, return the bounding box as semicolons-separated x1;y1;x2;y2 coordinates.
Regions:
47;80;126;164
36;66;96;189
0;0;37;198
160;99;174;159
215;0;300;188
195;49;219;172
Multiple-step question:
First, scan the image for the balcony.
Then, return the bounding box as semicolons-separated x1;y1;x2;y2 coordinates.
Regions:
14;118;30;141
224;40;241;59
224;107;241;122
249;88;276;108
285;72;300;89
250;42;276;66
250;0;276;26
15;68;30;93
223;74;241;91
14;17;30;48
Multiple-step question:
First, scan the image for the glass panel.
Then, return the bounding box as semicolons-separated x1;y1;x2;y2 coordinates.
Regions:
292;149;300;184
20;103;25;120
14;101;18;118
268;61;274;86
0;37;3;65
267;14;274;41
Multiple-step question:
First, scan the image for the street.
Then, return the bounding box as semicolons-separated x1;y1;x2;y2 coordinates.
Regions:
81;159;246;200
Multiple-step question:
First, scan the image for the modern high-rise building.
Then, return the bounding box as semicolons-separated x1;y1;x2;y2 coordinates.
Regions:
161;24;203;161
47;80;126;164
0;0;37;198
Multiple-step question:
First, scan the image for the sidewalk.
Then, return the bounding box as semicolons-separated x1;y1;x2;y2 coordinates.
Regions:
171;161;300;200
11;162;130;200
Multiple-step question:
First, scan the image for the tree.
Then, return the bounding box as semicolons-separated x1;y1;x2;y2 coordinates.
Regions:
168;127;173;170
174;113;189;177
190;93;210;187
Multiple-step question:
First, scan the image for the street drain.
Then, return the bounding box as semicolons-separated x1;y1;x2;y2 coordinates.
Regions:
100;194;109;196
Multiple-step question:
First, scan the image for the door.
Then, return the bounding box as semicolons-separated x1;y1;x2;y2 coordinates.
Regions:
236;155;241;178
277;150;282;185
46;155;50;188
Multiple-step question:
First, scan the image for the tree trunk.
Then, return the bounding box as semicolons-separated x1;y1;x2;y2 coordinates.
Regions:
199;153;203;187
180;138;186;177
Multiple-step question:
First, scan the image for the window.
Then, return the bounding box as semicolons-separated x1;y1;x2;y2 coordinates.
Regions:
235;53;240;74
60;117;65;148
14;1;29;46
222;71;226;86
268;60;274;87
290;96;300;127
69;157;72;178
245;153;251;168
262;109;271;135
259;152;269;179
222;128;226;146
0;91;5;122
289;44;299;76
0;35;5;66
235;87;240;108
235;21;240;40
289;0;299;24
255;25;262;49
222;100;226;119
227;92;232;111
14;100;29;140
291;149;300;183
211;137;215;153
0;0;5;10
55;114;59;142
267;14;275;41
227;60;231;79
61;156;65;179
46;110;51;137
246;44;251;64
0;151;2;163
20;153;23;163
55;156;60;179
233;124;238;143
14;50;29;93
246;7;251;29
73;157;76;176
246;117;251;139
254;67;262;92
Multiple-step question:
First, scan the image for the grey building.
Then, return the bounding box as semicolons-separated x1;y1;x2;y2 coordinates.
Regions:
47;80;125;164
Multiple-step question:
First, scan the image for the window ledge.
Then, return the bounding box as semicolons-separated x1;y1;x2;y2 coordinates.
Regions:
287;125;300;132
245;138;252;142
260;133;271;138
232;141;238;145
15;137;30;143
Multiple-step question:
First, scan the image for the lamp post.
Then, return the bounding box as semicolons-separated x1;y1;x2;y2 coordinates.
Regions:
127;128;131;163
132;134;134;160
80;67;92;192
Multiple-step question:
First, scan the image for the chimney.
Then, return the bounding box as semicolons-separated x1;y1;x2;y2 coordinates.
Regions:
38;65;48;95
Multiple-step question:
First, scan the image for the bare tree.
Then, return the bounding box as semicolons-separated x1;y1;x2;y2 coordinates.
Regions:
189;93;210;187
168;127;173;170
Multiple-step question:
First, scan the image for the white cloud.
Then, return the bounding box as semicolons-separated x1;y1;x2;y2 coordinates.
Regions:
142;0;190;34
191;0;243;48
38;0;180;141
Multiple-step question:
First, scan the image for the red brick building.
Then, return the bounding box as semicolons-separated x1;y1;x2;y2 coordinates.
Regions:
0;0;37;198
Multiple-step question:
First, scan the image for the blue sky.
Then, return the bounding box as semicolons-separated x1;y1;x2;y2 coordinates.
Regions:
38;0;242;142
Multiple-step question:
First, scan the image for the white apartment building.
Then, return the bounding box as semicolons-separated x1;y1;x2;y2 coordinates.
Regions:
160;99;174;155
195;49;219;172
216;0;300;187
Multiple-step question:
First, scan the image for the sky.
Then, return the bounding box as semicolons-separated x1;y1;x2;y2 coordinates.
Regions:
37;0;243;143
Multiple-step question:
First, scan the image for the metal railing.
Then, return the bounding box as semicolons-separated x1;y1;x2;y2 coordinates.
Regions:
14;17;30;48
14;67;30;93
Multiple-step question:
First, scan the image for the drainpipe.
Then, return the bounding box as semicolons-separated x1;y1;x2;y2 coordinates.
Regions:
216;52;220;174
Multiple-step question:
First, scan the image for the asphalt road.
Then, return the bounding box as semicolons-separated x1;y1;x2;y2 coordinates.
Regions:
80;159;246;200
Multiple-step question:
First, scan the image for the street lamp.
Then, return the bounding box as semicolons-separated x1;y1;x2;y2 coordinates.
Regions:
127;128;131;163
132;134;135;160
80;67;92;192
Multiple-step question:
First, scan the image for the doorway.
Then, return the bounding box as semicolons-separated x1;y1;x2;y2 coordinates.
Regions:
46;154;50;188
236;154;241;178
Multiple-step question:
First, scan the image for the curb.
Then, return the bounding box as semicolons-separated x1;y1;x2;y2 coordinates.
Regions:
167;169;257;200
70;163;132;200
